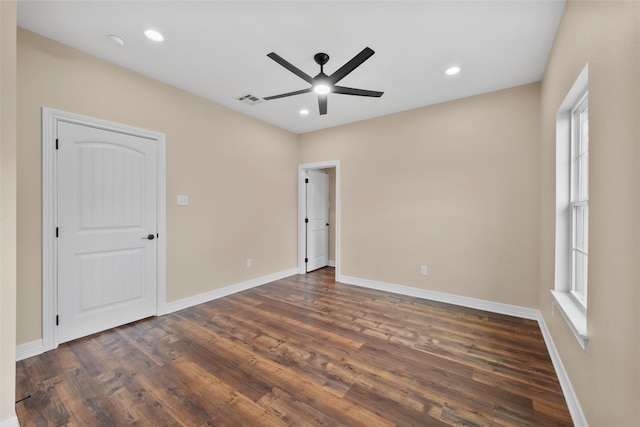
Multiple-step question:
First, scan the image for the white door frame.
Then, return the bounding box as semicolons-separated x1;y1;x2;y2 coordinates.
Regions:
42;107;167;351
298;161;340;278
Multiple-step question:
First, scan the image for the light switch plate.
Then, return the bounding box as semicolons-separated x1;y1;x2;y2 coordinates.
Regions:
177;195;189;206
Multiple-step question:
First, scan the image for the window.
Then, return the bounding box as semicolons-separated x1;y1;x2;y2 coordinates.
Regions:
570;94;588;307
552;64;589;350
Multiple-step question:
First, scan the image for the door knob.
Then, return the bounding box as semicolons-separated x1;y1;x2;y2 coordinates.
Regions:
142;234;155;240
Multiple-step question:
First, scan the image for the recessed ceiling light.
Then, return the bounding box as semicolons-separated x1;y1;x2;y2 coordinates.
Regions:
144;29;164;42
445;66;461;76
107;34;125;47
299;109;310;116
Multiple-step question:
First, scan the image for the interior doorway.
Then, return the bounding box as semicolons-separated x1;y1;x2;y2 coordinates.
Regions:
305;169;329;272
298;161;340;279
42;107;167;351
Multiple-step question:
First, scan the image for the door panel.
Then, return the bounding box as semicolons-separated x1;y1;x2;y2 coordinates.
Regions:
78;144;144;228
78;249;144;310
57;121;157;344
306;170;329;272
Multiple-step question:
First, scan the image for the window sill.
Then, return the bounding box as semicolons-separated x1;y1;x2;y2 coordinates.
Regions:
550;290;588;350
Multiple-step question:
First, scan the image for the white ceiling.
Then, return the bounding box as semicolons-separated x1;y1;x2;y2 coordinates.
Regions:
17;1;565;134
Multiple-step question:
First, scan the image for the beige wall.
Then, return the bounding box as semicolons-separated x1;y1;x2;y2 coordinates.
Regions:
16;29;299;344
538;1;640;425
299;83;541;308
0;1;18;424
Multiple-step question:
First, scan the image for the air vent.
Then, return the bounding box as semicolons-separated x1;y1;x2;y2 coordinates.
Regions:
237;94;263;106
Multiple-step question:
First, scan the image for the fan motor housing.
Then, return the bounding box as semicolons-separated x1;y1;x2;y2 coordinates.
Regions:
314;53;330;67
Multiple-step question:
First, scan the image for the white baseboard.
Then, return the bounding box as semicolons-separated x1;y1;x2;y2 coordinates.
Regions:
0;414;19;427
17;268;298;360
536;314;588;426
337;274;539;320
16;338;45;362
328;260;336;267
336;274;586;427
165;268;298;314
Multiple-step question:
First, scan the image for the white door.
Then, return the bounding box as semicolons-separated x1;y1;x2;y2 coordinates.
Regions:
57;121;157;343
306;170;329;272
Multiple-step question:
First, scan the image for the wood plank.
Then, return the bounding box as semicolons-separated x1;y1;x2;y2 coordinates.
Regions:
171;359;288;427
257;387;344;427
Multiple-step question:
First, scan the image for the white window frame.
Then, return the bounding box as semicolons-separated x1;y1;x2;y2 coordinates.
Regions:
552;64;589;350
570;94;588;309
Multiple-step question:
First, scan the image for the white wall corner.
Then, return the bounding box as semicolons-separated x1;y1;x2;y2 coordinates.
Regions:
0;415;20;427
15;339;45;362
165;268;298;314
536;313;588;427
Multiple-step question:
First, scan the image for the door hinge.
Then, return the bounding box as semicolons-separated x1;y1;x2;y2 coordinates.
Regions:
305;218;309;223
305;178;309;184
156;233;159;239
55;227;59;238
56;315;59;326
55;139;59;150
305;258;308;263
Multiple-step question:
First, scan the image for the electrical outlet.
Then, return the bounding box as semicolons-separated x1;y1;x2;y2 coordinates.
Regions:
420;266;428;276
177;195;189;206
246;258;252;268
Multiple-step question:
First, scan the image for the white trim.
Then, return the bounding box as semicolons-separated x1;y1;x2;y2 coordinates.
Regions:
338;274;539;320
165;268;297;314
537;313;589;426
41;108;58;351
41;107;167;352
15;339;44;362
298;161;340;278
156;130;168;316
550;290;588;350
0;415;19;427
328;260;336;267
337;273;586;427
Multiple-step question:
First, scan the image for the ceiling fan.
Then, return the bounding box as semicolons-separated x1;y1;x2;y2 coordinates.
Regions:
264;47;384;115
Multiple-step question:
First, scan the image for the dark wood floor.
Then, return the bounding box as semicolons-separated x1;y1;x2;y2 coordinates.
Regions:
16;267;572;426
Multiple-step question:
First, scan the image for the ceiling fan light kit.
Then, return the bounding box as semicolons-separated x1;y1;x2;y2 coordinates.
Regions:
264;47;384;115
313;83;331;95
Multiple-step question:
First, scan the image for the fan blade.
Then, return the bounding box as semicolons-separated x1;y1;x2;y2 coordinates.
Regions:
267;52;314;84
333;86;384;97
328;47;375;84
264;88;312;100
318;95;328;115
